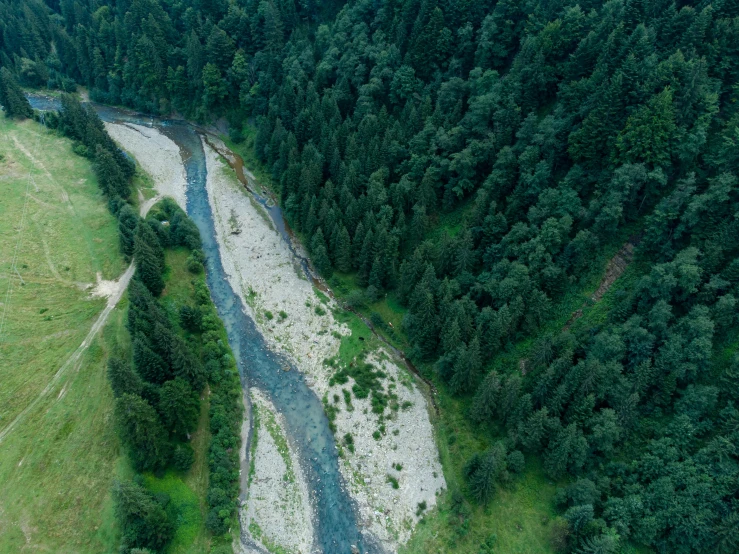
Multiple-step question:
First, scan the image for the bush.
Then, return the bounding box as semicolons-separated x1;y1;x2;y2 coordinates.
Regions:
345;289;366;309
172;443;195;472
206;508;229;535
416;501;427;516
186;254;204;274
264;310;273;320
387;475;399;489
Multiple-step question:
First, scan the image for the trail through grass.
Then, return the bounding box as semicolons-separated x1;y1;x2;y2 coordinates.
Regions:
0;118;128;552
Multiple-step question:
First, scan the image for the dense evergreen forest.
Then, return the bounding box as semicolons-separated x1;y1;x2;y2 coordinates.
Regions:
3;0;739;552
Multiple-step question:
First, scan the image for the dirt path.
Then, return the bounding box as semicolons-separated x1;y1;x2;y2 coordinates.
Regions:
0;182;154;443
0;262;134;444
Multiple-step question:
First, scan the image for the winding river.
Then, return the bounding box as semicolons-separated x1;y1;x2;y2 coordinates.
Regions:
28;96;377;554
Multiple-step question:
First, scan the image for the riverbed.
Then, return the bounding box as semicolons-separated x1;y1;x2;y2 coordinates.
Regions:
28;94;444;553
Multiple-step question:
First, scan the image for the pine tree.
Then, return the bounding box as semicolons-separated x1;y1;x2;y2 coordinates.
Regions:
113;479;173;552
0;67;32;119
133;336;169;383
311;227;332;276
118;204;139;259
94;145;129;198
468;442;508;504
159;378;200;437
134;222;165;296
615;87;676;166
450;336;482;393
334;225;352;272
170;336;205;391
470;370;501;423
114;394;170;471
108;357;143;398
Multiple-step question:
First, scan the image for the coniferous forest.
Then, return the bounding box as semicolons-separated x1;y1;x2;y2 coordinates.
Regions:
2;0;739;552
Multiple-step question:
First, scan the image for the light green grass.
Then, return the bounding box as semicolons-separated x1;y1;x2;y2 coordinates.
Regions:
400;388;559;554
0;118;127;553
143;471;205;554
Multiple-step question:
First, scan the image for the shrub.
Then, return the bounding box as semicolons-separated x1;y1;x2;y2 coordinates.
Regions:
264;310;273;320
279;310;287;320
387;475;399;489
416;501;427;516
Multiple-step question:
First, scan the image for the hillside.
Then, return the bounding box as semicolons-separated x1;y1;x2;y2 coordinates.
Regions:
0;116;126;552
2;0;739;553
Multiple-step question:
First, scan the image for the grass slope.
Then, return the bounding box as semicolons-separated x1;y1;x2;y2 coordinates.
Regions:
0;118;125;552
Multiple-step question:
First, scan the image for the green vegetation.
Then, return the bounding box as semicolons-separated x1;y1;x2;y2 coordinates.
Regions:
5;0;739;552
114;202;243;552
0;116;125;553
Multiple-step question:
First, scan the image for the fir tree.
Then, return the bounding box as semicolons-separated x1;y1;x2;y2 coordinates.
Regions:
134;222;165;296
114;394;170;471
0;67;32;119
108;357;143;398
159;378;200;437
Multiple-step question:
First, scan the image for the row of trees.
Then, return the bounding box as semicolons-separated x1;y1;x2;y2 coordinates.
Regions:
4;0;739;551
53;98;243;552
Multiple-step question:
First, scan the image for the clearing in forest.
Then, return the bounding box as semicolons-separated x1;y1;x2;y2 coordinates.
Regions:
0;118;126;553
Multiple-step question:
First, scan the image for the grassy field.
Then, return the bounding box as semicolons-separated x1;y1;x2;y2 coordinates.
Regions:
0;117;126;552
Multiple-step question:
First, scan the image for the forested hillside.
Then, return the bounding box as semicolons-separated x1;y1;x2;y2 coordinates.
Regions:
3;0;739;552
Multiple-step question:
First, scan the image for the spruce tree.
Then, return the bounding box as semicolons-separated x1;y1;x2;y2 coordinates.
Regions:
108;357;143;398
468;442;508;504
134;222;165;296
470;370;501;423
114;394;170;471
133;336;169;384
94;145;129;198
113;479;173;552
334;225;352;272
118;204;138;259
159;378;200;438
0;68;32;119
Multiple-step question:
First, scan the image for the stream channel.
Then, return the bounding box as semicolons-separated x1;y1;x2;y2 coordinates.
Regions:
28;95;378;554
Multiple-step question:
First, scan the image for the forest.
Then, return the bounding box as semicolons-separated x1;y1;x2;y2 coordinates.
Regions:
2;0;739;552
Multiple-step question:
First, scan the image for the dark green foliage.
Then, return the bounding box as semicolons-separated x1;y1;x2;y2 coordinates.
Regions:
107;357;143;398
134;221;165;296
113;479;173;552
118;204;139;259
466;442;509;504
11;0;739;550
159;378;200;438
172;443;195;472
179;305;202;332
94;145;129;198
114;393;170;472
0;67;32;119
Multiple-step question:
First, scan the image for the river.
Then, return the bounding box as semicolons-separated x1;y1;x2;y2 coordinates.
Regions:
28;95;378;554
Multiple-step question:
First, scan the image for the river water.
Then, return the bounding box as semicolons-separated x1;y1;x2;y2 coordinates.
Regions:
28;95;375;554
